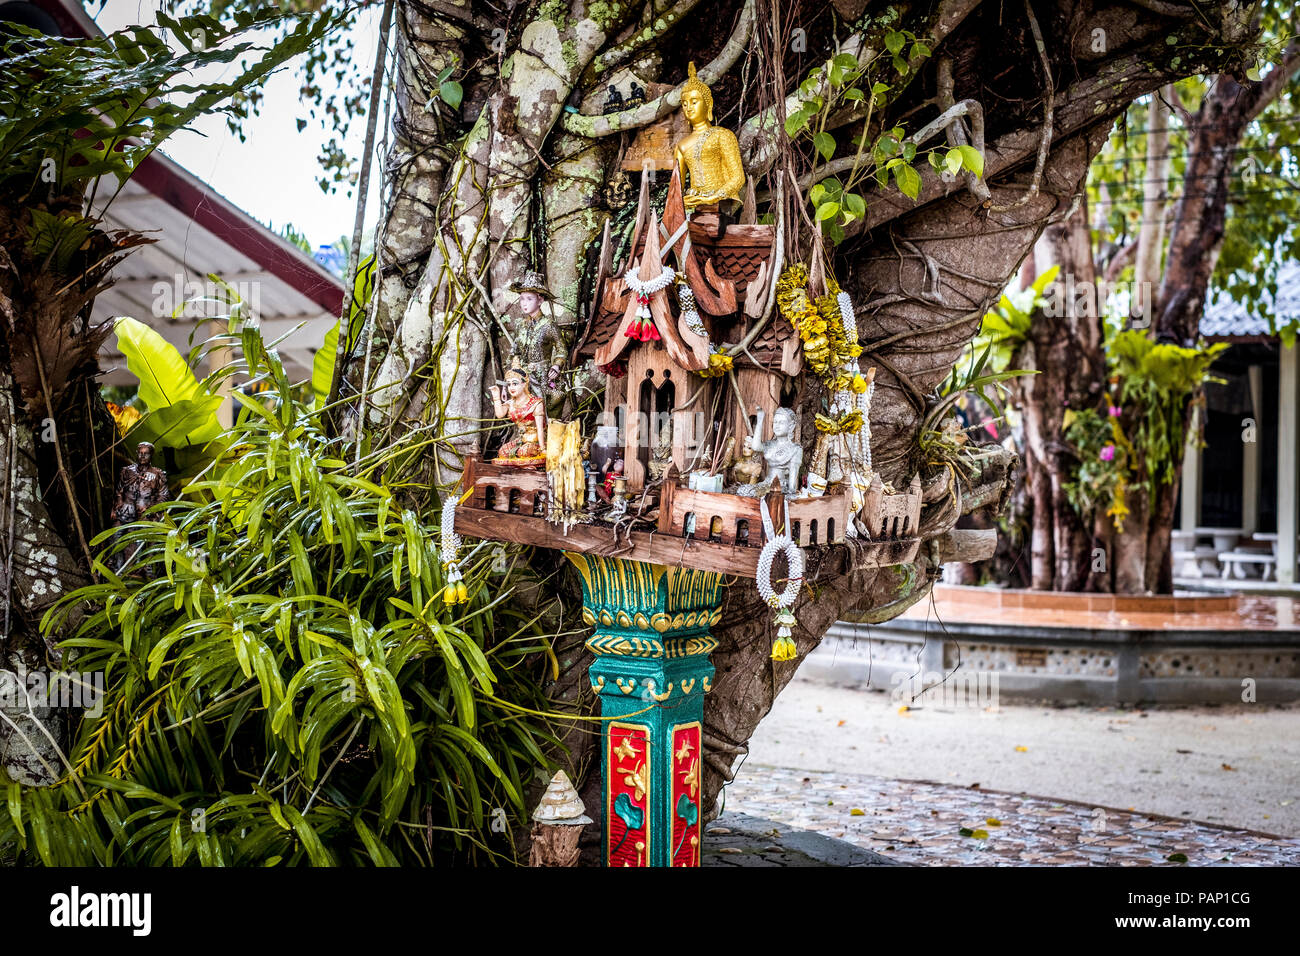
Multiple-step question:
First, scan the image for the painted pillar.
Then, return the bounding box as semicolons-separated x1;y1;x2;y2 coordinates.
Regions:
1180;404;1201;533
565;554;723;868
1278;345;1299;585
1242;364;1263;533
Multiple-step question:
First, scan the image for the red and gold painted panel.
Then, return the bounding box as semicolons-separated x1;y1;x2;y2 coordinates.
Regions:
607;722;651;867
670;722;702;867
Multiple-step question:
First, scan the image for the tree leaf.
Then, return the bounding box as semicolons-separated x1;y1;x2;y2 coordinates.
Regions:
958;144;984;178
815;200;840;221
439;80;462;110
893;163;921;200
813;130;835;161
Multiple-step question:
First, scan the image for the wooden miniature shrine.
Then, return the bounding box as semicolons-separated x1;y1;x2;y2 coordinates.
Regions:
447;62;930;868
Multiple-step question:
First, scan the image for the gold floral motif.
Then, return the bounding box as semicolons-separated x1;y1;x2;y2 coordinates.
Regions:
681;757;700;800
581;607;596;626
674;737;695;762
591;675;606;692
702;676;713;692
679;678;697;695
613;735;639;762
619;759;648;803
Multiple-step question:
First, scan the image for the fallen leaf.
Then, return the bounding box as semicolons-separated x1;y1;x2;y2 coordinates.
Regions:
959;827;974;837
986;818;1002;827
709;827;731;835
1221;763;1236;771
968;782;981;789
1167;852;1188;864
1176;748;1192;754
1281;800;1293;807
972;829;989;840
719;847;744;855
850;808;866;816
837;719;846;726
1015;746;1029;752
898;706;910;715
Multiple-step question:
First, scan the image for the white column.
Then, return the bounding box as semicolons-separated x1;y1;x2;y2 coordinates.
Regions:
1242;365;1263;533
209;320;233;429
1278;345;1299;585
1180;404;1201;533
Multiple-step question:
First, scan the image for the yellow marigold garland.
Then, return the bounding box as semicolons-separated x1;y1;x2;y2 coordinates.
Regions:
777;264;865;432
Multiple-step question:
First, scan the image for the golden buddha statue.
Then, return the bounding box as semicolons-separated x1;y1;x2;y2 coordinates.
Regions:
674;62;745;211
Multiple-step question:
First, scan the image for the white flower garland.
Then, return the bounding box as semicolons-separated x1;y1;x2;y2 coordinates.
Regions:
757;498;804;661
440;496;467;605
623;265;676;318
835;290;874;475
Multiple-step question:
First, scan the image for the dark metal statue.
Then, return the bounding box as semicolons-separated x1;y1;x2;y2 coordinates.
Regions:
109;441;170;572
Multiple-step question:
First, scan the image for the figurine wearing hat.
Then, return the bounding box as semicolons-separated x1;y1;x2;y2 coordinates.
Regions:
505;268;567;414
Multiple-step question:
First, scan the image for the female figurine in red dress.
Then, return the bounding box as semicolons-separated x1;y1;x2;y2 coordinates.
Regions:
491;367;547;465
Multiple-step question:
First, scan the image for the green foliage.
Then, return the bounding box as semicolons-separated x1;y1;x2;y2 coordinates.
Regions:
1108;330;1227;486
1;338;560;866
968;266;1060;372
0;7;338;201
1087;8;1300;340
1061;331;1226;532
1061;407;1125;526
113;317;224;449
313;253;373;408
786;34;983;244
922;345;1032;475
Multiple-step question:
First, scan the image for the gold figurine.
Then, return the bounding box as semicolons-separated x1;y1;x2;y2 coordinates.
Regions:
674;62;745;212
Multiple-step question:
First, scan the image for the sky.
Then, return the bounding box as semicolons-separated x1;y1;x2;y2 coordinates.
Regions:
93;0;384;253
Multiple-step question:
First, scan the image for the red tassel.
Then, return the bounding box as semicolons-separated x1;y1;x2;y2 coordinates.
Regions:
645;324;661;342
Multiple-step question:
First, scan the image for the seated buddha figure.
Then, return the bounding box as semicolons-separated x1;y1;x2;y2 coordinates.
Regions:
673;62;746;213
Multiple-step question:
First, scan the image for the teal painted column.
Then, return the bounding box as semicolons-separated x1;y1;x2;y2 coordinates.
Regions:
566;554;724;868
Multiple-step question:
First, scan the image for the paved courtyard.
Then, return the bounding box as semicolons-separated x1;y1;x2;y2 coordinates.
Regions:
719;765;1300;866
715;676;1300;864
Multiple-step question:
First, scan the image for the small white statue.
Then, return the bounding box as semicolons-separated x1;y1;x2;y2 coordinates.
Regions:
751;406;803;497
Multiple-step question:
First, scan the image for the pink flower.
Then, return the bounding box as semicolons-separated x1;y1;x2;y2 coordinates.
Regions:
1100;445;1116;462
1108;405;1121;418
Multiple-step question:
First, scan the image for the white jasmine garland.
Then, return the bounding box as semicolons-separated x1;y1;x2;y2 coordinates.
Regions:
623;265;676;318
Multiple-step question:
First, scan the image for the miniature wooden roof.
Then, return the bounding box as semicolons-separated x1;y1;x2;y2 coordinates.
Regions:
577;170;800;375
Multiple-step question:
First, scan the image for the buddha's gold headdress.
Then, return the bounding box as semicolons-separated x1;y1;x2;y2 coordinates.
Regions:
681;62;713;123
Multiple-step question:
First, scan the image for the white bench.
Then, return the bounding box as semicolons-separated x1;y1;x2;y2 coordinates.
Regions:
1219;550;1275;580
1173;547;1220;579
